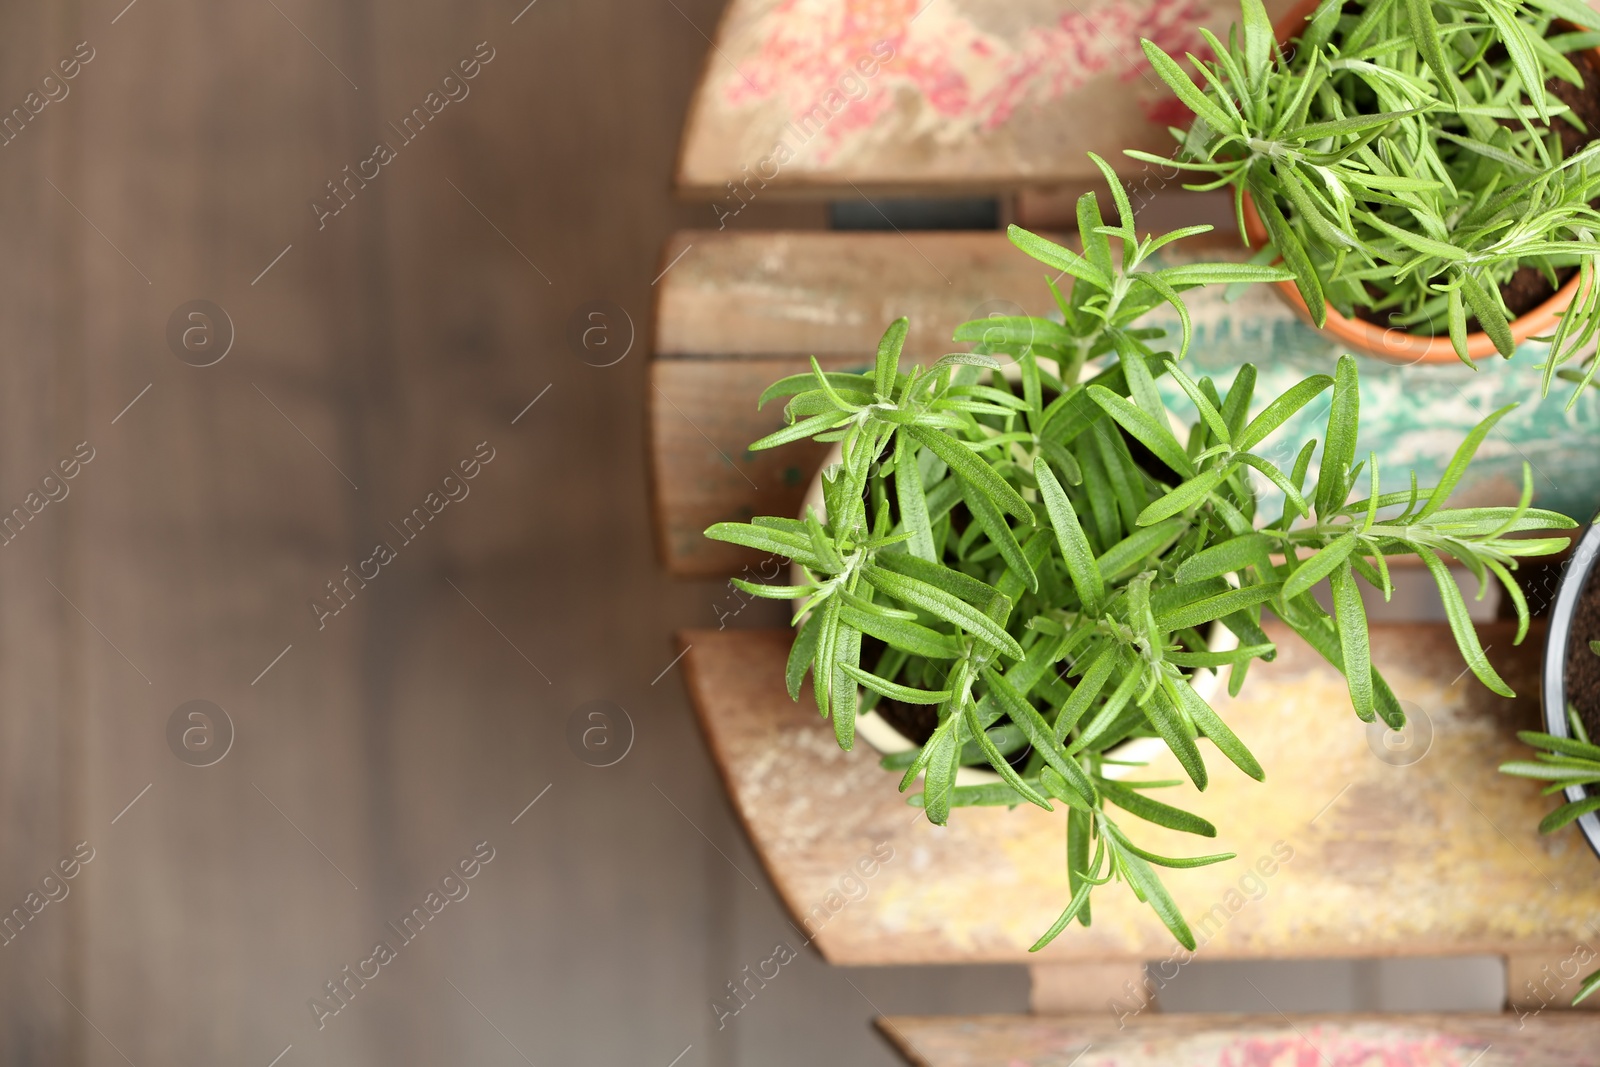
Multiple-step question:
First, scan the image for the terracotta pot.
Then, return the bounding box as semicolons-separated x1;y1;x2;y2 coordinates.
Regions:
1237;0;1588;364
1240;193;1582;364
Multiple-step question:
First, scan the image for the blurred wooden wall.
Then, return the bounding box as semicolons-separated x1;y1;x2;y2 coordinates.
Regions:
0;1;1036;1065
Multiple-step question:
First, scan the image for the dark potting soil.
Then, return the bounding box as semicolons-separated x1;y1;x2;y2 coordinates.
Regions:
1564;562;1600;745
1351;31;1599;331
1351;262;1573;330
1549;37;1600;161
875;684;939;745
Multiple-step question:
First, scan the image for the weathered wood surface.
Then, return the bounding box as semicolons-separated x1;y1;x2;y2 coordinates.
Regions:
654;230;1059;359
683;621;1600;965
651;229;1060;574
675;0;1303;198
651;357;839;574
877;1013;1600;1066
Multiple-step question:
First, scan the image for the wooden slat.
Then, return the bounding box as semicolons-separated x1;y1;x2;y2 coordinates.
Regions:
876;1012;1600;1066
654;230;1058;359
651;229;1057;574
682;622;1599;965
650;357;836;574
676;0;1302;197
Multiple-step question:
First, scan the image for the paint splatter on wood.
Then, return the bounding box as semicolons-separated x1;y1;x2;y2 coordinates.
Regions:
677;0;1310;191
718;0;1219;162
879;1014;1598;1066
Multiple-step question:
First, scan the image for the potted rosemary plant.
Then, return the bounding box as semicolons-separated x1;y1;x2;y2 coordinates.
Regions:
1500;521;1600;1005
1136;0;1600;376
706;160;1575;950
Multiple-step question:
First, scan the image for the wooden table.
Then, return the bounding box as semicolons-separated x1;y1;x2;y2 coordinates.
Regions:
655;1;1600;1062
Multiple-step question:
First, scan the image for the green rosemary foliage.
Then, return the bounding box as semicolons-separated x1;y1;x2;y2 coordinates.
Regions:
707;164;1576;950
1136;0;1600;383
1501;642;1600;1005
